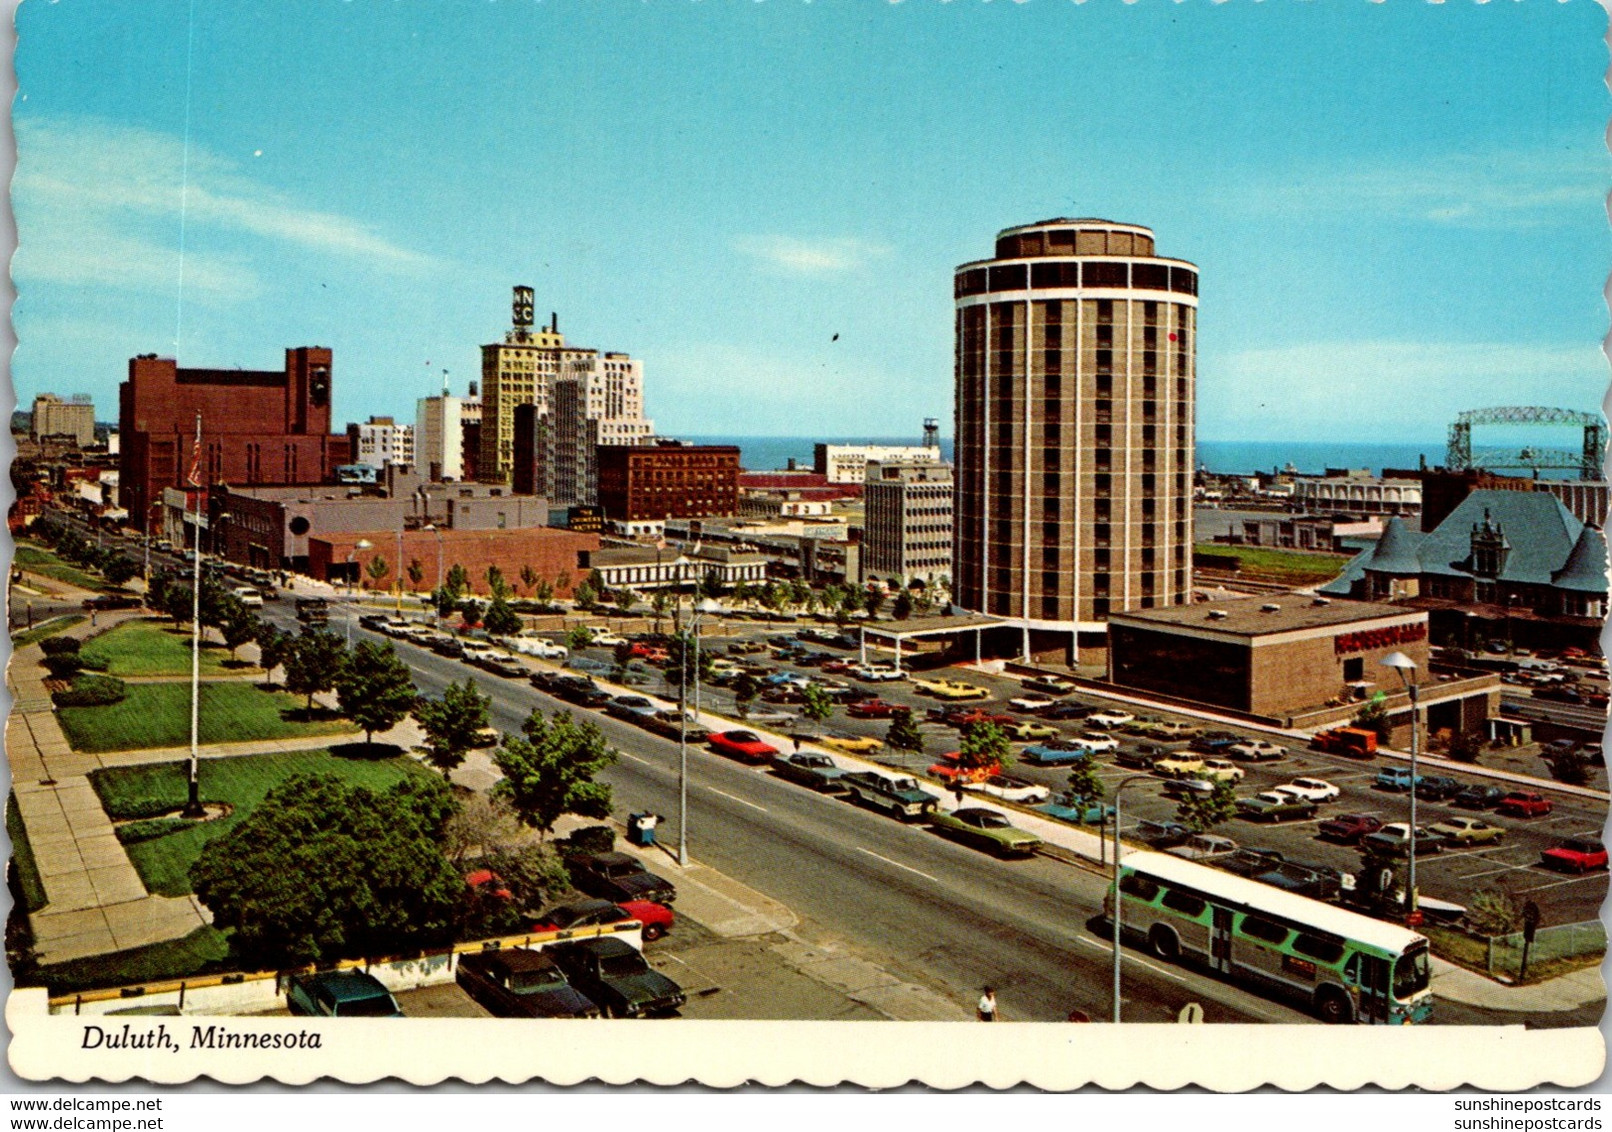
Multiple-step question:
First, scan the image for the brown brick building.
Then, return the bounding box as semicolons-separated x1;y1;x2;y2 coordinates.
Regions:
309;527;600;596
119;348;351;532
596;441;740;523
1108;595;1499;741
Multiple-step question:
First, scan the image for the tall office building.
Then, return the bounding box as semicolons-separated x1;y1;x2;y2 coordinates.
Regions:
416;386;466;481
478;286;652;491
953;219;1197;660
862;460;954;588
31;393;97;446
346;416;415;471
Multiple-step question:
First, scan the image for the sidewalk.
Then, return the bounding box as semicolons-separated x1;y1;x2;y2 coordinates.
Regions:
1430;955;1607;1013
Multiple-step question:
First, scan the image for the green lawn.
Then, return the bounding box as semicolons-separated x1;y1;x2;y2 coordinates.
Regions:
89;749;432;897
56;681;355;754
1194;543;1351;585
24;926;235;996
13;543;114;593
79;620;245;678
10;614;87;649
7;794;47;913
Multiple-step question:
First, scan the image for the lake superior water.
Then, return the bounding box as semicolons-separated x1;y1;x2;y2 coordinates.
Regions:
686;435;1450;476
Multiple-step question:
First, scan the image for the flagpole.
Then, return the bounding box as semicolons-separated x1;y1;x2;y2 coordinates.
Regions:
184;412;205;818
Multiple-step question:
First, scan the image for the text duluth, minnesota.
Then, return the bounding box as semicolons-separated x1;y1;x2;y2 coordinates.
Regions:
82;1024;323;1051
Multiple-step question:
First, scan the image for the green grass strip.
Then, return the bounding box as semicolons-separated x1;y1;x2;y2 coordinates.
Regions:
10;614;87;649
27;926;234;997
78;620;244;678
56;681;354;754
13;544;113;593
6;793;47;913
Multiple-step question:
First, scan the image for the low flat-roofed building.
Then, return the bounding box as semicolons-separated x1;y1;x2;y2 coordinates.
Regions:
583;544;767;592
311;526;598;594
1109;594;1499;741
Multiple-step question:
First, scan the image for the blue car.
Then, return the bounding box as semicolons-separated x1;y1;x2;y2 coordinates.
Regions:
1374;766;1424;792
1020;742;1096;767
1036;792;1115;826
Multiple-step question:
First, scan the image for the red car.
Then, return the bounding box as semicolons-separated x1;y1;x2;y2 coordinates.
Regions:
1540;837;1608;873
629;642;670;663
1497;791;1554;818
532;897;676;942
927;707;1014;730
821;660;855;675
709;729;780;764
1316;813;1384;844
465;868;514;901
847;699;904;719
927;751;1001;785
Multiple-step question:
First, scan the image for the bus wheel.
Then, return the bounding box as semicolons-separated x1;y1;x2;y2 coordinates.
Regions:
1316;988;1353;1025
1148;925;1179;961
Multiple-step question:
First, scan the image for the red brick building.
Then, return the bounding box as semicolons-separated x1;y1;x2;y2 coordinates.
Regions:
596;441;740;522
309;527;600;596
119;348;352;532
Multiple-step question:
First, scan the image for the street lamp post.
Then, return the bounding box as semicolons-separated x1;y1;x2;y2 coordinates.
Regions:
394;526;405;614
424;523;444;622
1380;651;1421;916
676;597;725;867
346;539;374;637
1109;772;1154;1024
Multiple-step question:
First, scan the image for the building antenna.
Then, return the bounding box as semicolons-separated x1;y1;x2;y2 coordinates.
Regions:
923;417;940;449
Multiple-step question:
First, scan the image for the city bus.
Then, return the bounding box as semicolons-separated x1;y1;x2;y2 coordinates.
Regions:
1109;851;1432;1024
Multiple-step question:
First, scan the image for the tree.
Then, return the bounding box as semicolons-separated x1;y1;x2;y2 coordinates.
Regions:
335;639;419;748
255;624;293;687
662;631;714;688
483;595;522;637
863;587;886;619
800;684;834;724
102;554;139;587
443;792;522;864
1445;730;1482;764
1174;776;1238;833
533;577;555;606
364;554;391;591
432;586;460;619
519;565;540;596
415;678;492;777
283;629;347;711
891;589;914;621
444;563;470;597
700;569;727;602
585;569;610;605
957;720;1011;773
493;710;618;838
486;564;510;600
731;672;761;717
574;582;598;612
406;559;426;591
788;579;811;610
837;587;862;625
1352;694;1391;743
218;598;260;661
887;708;924;753
566;625;594;651
650;589;672;633
1551;746;1592;787
189;772;463;969
1065;762;1106;805
458;597;486;627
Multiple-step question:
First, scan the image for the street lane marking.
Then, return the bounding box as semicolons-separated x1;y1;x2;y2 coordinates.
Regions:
616;750;652;766
706;787;767;813
855;847;939;883
1516;873;1610;893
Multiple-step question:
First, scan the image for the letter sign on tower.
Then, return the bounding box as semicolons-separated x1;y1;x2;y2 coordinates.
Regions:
513;286;535;328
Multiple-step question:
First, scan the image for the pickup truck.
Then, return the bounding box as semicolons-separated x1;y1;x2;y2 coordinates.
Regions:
543;938;686;1018
840;771;940;821
567;851;678;905
1311;727;1379;758
771;752;847;793
1235;791;1319;822
1374;767;1423;792
1497;791;1554;818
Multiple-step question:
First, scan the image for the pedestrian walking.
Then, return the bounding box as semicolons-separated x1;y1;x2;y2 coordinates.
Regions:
793;734;802;753
977;987;998;1022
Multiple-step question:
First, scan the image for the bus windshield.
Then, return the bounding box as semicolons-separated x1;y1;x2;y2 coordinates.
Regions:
1394;947;1430;999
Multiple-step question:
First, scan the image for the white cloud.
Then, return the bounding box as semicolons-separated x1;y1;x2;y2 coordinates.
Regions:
732;234;890;275
13;116;436;299
1201;339;1608;441
1244;146;1607;229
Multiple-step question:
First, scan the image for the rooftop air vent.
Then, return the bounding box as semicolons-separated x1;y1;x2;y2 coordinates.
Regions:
1312;597;1331;607
1261;603;1281;613
1207;610;1229;621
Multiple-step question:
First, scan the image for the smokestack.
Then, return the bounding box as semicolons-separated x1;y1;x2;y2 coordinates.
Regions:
551;312;558;333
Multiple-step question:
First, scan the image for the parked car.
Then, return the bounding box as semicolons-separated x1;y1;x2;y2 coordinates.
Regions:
927;807;1042;858
1035;792;1114;826
772;751;848;792
1020;675;1075;696
1235;791;1318;822
1138;721;1202;742
1114;743;1169;770
736;706;798;726
912;678;989;700
511;637;568;660
963;773;1051;804
1317;812;1384;844
1427;817;1505;847
1453;784;1506;810
1005;720;1060;742
1042;702;1095;722
532;897;674;942
543;938;686;1018
1360;823;1447;856
1497;791;1554;818
1197;758;1244;783
1087;709;1134;729
707;729;780;764
847;698;904;719
1008;693;1059;713
1373;766;1424;792
928;751;1000;785
1275;777;1340;804
1166;833;1239;862
286;971;402;1018
567;851;677;905
587;631;628;648
1540;837;1609;873
1153;752;1206;778
1189;732;1242;755
606;695;661;724
480;654;528;678
852;664;907;683
1133;819;1192;850
1413;775;1464;802
1076;731;1120;753
1020;742;1096;767
1225;739;1287;762
819;732;883;756
455;949;602;1018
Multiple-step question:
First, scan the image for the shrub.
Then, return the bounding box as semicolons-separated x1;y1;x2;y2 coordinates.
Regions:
1445;731;1483;764
39;637;81;657
40;654;84;680
51;674;128;708
1466;888;1523;937
115;818;201;846
558;824;616;857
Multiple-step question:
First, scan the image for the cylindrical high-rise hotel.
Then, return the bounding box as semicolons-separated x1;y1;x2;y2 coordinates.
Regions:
953;219;1197;660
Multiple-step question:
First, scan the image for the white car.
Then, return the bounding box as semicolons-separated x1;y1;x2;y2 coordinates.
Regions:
230;586;264;608
1226;739;1287;762
1075;731;1120;753
588;631;628;647
1276;777;1341;804
511;638;568;660
852;664;905;682
1087;710;1134;729
963;774;1052;804
1009;694;1057;713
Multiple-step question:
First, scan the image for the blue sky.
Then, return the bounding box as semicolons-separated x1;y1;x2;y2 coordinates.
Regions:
11;0;1609;445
